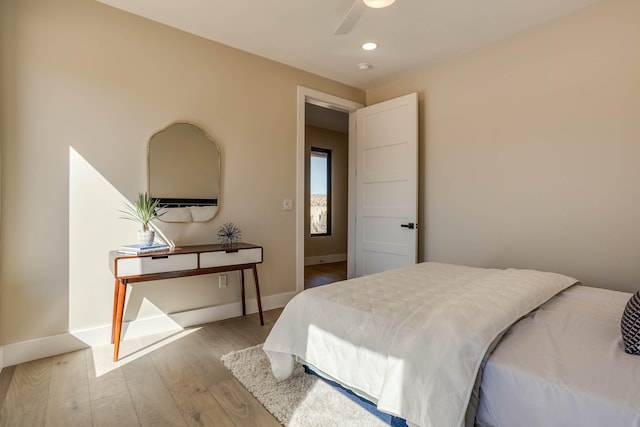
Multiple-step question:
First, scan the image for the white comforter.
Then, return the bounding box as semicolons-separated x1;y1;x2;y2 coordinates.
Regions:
263;262;577;427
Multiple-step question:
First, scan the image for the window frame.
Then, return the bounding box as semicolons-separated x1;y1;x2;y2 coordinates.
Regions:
309;147;332;237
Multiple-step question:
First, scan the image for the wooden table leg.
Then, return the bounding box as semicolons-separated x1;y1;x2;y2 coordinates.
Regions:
240;270;246;316
252;264;264;326
111;278;119;344
113;279;128;362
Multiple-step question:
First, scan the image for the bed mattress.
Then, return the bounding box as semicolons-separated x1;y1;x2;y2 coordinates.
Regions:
477;285;640;427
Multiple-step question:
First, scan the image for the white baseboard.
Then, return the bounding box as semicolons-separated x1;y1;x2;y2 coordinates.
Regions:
1;333;89;368
304;253;347;266
1;291;296;368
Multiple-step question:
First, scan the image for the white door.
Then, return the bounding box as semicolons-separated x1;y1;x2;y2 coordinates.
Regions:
354;93;418;276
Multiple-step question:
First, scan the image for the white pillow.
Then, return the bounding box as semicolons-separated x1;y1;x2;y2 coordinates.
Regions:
159;207;192;223
190;205;218;222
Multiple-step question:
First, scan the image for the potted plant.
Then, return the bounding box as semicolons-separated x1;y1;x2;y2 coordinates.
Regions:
119;192;166;245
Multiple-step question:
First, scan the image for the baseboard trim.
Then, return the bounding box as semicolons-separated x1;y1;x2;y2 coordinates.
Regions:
304;253;347;266
1;291;296;368
2;333;89;368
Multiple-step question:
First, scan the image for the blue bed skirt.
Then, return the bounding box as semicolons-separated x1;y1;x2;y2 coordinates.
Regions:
304;365;408;427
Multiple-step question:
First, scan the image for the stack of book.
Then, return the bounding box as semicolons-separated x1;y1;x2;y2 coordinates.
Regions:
118;243;171;255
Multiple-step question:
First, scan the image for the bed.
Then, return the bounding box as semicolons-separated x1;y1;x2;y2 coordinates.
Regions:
262;262;640;427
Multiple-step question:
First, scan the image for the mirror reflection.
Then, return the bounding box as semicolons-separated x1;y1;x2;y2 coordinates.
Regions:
148;122;220;223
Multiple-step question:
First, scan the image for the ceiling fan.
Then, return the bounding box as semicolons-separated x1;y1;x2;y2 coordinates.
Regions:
335;0;397;35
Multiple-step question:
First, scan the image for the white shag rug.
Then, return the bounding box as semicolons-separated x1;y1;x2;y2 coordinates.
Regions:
221;344;388;427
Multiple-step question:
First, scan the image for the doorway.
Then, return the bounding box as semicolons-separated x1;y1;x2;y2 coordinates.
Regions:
296;89;419;292
304;104;348;289
296;87;363;292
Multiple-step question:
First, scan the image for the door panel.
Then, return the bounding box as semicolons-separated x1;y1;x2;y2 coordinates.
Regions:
355;93;418;277
363;181;409;209
361;250;410;276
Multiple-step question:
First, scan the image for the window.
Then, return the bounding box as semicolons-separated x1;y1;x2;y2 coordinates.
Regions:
310;148;331;236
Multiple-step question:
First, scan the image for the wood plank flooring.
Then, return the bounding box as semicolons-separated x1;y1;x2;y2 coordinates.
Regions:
304;261;347;289
0;310;283;427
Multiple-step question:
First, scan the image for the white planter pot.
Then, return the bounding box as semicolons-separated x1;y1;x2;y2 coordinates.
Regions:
137;230;155;246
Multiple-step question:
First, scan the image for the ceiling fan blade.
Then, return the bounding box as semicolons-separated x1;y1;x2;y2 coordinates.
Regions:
335;0;366;35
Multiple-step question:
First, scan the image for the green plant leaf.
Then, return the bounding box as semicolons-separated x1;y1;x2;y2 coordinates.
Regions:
118;192;166;230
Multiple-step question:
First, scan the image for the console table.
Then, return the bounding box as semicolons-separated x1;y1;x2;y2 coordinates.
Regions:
109;242;264;362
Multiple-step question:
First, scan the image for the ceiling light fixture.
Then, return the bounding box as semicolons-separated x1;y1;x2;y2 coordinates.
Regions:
358;62;372;70
362;42;378;51
363;0;396;8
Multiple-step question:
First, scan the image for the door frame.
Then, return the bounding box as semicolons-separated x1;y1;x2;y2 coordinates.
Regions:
296;86;363;292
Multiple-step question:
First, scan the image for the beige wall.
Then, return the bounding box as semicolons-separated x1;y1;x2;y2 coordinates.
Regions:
0;0;364;346
304;125;349;259
367;0;640;292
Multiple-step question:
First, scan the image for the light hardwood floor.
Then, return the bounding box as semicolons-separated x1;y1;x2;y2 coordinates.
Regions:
0;309;283;427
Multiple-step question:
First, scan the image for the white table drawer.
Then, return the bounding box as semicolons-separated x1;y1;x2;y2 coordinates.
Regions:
116;253;198;277
200;248;262;268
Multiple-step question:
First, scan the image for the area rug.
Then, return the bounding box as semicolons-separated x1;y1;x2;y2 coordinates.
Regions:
221;344;388;427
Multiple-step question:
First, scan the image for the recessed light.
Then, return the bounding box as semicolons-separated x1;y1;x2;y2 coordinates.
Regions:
362;42;378;51
363;0;396;8
358;63;372;70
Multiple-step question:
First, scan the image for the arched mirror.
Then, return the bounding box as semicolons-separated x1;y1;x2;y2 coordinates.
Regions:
148;122;221;223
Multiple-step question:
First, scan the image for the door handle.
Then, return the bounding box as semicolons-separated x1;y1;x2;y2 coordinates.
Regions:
400;223;416;230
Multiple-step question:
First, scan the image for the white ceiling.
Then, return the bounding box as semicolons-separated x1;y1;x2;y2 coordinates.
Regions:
97;0;599;90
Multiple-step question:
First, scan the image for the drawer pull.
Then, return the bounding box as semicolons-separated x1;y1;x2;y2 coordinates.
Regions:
225;249;239;253
151;255;170;259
